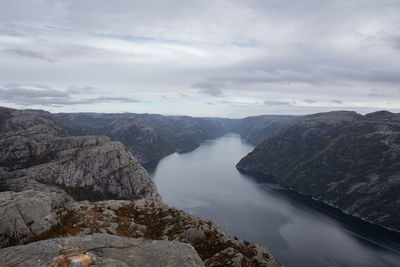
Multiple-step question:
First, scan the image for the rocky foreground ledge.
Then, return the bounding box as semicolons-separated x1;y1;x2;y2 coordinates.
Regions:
0;190;280;267
0;234;204;267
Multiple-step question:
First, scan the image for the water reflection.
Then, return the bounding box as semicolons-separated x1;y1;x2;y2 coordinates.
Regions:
148;134;400;267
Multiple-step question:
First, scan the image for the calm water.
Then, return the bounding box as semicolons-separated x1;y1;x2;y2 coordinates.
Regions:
147;134;400;267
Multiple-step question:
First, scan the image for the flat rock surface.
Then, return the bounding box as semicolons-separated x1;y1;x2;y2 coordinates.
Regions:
0;233;204;267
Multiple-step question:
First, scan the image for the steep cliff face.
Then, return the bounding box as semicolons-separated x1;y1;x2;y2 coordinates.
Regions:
0;107;161;202
237;111;400;232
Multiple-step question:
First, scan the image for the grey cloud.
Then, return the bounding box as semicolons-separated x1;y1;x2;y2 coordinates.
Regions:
325;67;400;84
367;89;387;98
179;93;190;98
4;0;397;46
0;27;25;37
4;83;56;91
35;84;53;90
192;82;224;97
363;88;400;98
0;87;69;99
206;66;400;87
160;96;179;103
199;88;223;97
264;100;294;106
390;36;400;51
209;70;319;85
0;86;139;106
303;99;318;104
94;97;139;103
68;86;98;95
368;93;387;98
2;83;24;89
0;1;400;116
4;49;55;63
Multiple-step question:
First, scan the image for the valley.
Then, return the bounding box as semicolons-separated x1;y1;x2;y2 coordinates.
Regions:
1;106;400;266
149;134;400;267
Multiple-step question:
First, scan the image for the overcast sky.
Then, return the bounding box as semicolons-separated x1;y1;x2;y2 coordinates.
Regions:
1;0;399;117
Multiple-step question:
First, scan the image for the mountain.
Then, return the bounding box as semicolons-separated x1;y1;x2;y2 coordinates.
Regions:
237;110;400;232
233;115;296;145
29;110;294;164
30;111;233;164
0;107;160;201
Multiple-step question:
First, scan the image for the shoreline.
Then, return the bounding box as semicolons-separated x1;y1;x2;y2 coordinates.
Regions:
238;168;400;252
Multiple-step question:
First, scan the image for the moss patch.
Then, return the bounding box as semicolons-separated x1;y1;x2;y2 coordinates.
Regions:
32;201;276;266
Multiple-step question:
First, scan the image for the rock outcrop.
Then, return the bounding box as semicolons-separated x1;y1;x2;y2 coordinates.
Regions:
0;190;70;247
0;191;281;266
0;234;204;267
237;110;400;232
5;140;160;201
0;107;161;202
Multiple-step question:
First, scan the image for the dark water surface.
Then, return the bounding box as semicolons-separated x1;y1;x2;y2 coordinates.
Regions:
147;134;400;267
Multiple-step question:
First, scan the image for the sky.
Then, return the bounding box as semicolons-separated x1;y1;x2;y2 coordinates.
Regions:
0;0;400;118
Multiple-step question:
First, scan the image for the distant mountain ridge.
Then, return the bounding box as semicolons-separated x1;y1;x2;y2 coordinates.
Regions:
29;110;295;163
233;115;296;145
237;110;400;232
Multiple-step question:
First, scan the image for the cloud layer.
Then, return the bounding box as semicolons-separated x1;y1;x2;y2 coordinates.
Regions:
0;84;139;106
0;0;399;117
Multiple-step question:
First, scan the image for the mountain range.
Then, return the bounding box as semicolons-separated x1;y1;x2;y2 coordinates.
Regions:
0;106;281;267
28;110;295;164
